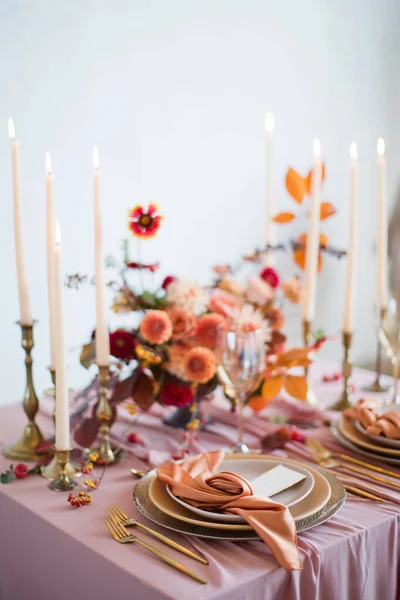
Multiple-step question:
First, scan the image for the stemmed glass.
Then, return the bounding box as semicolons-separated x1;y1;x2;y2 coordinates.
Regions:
379;296;400;404
221;329;265;453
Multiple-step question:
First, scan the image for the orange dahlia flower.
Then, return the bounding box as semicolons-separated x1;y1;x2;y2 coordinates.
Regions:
167;307;197;340
184;346;217;383
195;313;227;349
128;203;163;239
139;310;172;345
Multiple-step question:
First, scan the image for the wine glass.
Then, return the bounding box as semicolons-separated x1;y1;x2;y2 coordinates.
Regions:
379;296;400;404
221;329;265;453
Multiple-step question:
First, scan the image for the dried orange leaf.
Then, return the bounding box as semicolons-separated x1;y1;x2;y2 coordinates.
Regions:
320;202;336;221
305;162;326;195
276;347;312;367
284;374;308;400
248;395;271;412
285;168;306;204
319;233;328;247
293;248;306;270
273;211;295;224
262;375;284;401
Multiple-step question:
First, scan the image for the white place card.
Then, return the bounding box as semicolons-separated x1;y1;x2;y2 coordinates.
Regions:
250;465;306;498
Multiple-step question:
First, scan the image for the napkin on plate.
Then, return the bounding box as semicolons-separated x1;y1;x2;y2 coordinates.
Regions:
344;399;400;439
157;450;302;570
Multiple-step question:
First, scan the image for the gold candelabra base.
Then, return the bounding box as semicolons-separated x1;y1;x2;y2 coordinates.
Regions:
363;307;390;393
3;322;47;461
92;365;115;464
332;331;354;411
302;319;318;406
49;448;77;492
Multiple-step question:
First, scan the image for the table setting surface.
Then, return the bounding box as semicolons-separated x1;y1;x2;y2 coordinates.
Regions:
1;358;400;600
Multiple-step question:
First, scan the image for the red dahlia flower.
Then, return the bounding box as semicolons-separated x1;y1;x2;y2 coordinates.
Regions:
160;382;194;407
162;275;176;290
260;267;280;289
128;203;163;239
109;330;137;360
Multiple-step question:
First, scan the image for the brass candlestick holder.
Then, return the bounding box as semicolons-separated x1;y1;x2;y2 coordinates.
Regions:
302;319;318;406
49;448;77;492
94;365;115;463
3;322;46;461
41;369;76;480
364;307;390;393
332;331;354;411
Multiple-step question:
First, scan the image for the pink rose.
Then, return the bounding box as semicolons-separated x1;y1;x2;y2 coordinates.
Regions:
208;289;243;319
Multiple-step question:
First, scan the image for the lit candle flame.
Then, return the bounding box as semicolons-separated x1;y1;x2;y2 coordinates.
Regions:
265;113;275;133
92;146;99;170
55;221;61;246
8;117;15;140
350;142;357;161
46;152;52;175
313;138;321;158
377;137;385;156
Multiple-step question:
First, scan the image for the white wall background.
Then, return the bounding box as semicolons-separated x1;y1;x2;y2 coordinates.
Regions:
0;0;399;406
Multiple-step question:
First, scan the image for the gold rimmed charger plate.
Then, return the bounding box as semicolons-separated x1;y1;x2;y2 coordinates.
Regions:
148;456;330;530
339;416;400;457
133;454;344;540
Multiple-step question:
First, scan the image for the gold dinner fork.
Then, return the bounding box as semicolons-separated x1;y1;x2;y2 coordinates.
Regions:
104;517;207;584
307;440;400;492
307;439;400;480
107;505;208;564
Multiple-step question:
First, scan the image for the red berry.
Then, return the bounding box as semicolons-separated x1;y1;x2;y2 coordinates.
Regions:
290;429;306;443
14;463;29;479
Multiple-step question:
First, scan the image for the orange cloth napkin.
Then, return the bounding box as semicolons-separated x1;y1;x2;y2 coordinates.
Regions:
157;450;302;570
344;399;400;439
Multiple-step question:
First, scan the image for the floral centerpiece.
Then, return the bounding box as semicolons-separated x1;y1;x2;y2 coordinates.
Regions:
71;203;323;445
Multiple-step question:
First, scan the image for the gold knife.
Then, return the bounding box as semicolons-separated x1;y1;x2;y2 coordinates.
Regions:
337;453;400;480
344;484;386;502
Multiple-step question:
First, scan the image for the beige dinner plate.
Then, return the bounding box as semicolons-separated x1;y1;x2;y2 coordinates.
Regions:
148;455;331;530
339;416;400;457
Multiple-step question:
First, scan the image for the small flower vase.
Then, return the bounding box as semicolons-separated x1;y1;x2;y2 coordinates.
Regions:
163;396;212;429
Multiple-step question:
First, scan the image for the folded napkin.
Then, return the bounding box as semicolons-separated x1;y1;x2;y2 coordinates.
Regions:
367;411;400;439
157;450;302;570
344;399;400;440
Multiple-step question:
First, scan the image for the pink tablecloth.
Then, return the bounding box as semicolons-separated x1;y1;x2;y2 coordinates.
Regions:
1;359;400;600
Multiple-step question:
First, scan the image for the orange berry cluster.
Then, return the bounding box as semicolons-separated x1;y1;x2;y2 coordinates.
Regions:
67;491;92;508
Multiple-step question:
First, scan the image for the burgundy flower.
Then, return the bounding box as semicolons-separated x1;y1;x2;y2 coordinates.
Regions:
260;267;280;289
162;276;176;290
14;464;29;479
127;262;160;273
109;330;136;360
160;382;194;407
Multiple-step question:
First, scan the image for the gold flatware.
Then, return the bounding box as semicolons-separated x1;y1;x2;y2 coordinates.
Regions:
130;468;150;478
307;439;400;480
104;517;207;584
307;441;400;491
107;505;208;565
344;484;386;502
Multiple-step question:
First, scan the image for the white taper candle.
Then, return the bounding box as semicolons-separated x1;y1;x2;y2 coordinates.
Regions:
377;137;388;310
302;138;322;321
9;118;31;324
343;143;358;333
46;153;57;369
93;147;110;366
54;222;70;450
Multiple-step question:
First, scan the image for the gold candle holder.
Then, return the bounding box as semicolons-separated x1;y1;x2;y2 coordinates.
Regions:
332;331;354;411
41;369;77;480
49;448;77;492
302;319;318;406
364;307;390;393
3;322;46;461
94;365;115;463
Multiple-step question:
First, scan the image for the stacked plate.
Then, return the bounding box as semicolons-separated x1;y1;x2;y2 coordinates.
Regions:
133;454;346;541
332;405;400;466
